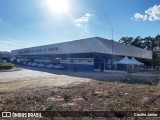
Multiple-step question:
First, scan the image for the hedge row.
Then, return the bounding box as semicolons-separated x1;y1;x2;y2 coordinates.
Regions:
0;63;14;70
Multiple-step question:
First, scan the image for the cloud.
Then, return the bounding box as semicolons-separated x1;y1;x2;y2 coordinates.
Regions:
131;4;160;21
75;13;94;27
131;13;147;21
145;5;160;21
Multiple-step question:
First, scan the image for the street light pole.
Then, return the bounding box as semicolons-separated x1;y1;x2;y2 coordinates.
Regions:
105;14;113;40
105;14;114;70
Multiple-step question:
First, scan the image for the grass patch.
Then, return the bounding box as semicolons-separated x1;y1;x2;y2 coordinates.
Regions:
33;96;43;102
105;98;132;111
15;97;25;105
26;95;43;103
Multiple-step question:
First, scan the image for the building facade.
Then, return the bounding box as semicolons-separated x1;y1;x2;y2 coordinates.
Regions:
11;37;152;71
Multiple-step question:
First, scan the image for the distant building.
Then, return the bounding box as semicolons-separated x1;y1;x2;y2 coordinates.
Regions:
0;51;11;62
0;51;11;57
11;37;152;71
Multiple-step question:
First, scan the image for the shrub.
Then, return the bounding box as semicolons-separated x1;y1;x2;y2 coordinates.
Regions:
63;92;71;101
44;104;54;111
0;63;14;70
157;80;160;87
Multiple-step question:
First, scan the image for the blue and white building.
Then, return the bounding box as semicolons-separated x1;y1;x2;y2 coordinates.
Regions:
11;37;152;71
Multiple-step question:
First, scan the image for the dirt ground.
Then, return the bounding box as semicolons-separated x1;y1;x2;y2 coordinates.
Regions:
0;65;160;93
0;66;160;120
0;67;92;92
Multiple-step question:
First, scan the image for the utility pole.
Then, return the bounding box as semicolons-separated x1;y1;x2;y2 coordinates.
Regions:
105;14;113;40
105;14;114;70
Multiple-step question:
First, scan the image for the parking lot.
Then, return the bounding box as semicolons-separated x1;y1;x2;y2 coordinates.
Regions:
1;65;160;93
0;66;93;92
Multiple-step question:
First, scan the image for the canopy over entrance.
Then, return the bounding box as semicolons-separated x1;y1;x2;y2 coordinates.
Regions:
113;56;135;65
130;57;144;65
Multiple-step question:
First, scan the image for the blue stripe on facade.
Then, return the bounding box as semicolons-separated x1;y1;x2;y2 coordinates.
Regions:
61;63;94;71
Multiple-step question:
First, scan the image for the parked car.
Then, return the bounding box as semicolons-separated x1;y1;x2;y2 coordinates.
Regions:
54;64;64;69
47;64;55;68
22;62;27;65
32;63;38;67
38;63;46;67
27;62;33;66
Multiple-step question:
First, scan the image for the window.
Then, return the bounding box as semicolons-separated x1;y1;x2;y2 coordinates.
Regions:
19;51;23;54
35;49;42;52
55;47;58;51
88;60;92;62
48;47;58;51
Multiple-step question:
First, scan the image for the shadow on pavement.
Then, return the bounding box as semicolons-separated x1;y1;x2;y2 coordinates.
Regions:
16;65;160;86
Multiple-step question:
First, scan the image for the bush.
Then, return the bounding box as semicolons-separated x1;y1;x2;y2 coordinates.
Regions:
157;80;160;87
0;63;14;70
63;92;71;101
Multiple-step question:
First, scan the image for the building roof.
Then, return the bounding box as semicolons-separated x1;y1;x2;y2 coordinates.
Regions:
11;37;152;59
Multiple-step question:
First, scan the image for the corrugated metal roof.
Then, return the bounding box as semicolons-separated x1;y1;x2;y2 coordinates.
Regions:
11;37;152;59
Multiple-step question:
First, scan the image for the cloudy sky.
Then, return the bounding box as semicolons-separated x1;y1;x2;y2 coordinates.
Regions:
0;0;160;51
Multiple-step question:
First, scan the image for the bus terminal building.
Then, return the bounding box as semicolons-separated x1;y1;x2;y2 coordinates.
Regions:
11;37;152;71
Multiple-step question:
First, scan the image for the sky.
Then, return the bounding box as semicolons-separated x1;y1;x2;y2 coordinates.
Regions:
0;0;160;52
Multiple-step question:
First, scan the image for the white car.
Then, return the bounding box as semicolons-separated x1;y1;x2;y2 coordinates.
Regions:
54;64;64;69
47;64;55;68
32;63;38;67
23;62;27;65
27;62;33;66
38;63;46;67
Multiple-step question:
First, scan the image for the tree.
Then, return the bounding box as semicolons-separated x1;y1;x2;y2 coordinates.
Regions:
0;52;3;63
155;34;160;47
131;36;143;48
119;37;133;45
143;36;156;50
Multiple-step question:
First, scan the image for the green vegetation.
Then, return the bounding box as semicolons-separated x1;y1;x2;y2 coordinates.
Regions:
27;95;43;103
119;34;160;66
63;92;71;101
0;52;3;61
157;80;160;87
119;34;160;51
44;104;55;111
0;63;14;70
15;97;25;105
105;98;132;111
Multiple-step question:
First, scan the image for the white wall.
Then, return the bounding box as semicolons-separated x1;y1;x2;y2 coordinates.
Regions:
60;58;94;65
34;59;52;63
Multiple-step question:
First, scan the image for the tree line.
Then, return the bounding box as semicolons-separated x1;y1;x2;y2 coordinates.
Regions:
118;34;160;51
